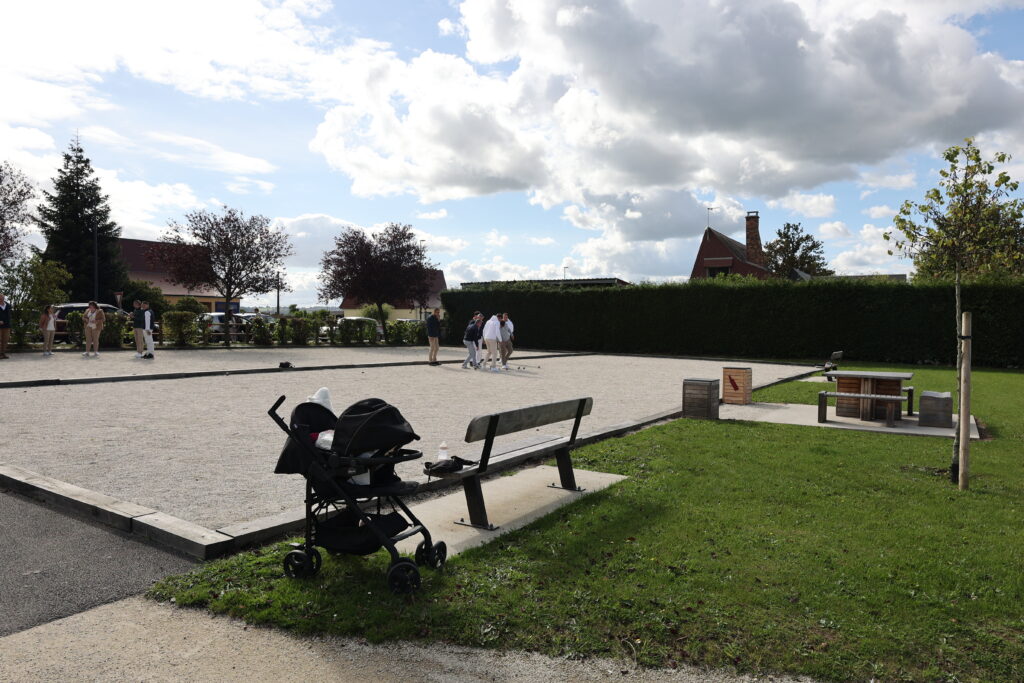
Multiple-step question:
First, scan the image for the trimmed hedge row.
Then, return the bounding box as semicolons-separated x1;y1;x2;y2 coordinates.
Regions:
440;279;1024;367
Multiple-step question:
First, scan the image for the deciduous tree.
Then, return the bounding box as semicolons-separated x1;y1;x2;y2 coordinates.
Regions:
886;137;1023;475
319;223;433;343
0;160;35;262
149;206;293;346
0;253;71;345
37;139;128;301
764;222;834;277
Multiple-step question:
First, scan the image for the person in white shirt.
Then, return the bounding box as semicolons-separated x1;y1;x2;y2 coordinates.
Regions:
481;313;502;371
141;301;156;359
39;305;57;356
498;312;514;370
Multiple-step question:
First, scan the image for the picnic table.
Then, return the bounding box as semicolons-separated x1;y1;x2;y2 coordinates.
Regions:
823;370;914;421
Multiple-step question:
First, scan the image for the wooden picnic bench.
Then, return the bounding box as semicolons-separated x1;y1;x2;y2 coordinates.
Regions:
436;397;594;530
818;391;907;427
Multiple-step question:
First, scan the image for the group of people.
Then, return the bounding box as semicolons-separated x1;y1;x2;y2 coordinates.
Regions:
462;311;515;371
6;298;157;359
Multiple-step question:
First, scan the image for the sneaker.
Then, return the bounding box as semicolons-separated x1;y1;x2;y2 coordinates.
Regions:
134;352;143;358
93;352;99;357
143;353;154;359
82;352;89;357
502;365;509;370
461;363;468;369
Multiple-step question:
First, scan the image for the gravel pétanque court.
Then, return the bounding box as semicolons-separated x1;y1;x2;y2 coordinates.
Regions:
1;347;810;529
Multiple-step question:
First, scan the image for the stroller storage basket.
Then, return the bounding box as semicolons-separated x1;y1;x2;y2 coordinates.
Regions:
267;395;446;594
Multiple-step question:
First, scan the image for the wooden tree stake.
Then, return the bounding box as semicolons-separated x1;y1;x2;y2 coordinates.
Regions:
958;312;972;491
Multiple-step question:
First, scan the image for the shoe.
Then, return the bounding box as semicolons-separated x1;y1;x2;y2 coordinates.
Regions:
461;363;468;369
143;353;154;359
502;365;509;370
93;352;99;357
134;353;142;358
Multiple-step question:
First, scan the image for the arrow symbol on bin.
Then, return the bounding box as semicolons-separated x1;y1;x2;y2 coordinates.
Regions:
728;374;739;391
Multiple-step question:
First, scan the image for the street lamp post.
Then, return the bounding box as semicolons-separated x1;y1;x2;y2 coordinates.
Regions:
275;272;281;316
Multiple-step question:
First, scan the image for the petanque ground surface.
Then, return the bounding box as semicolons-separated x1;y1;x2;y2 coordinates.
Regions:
0;346;811;530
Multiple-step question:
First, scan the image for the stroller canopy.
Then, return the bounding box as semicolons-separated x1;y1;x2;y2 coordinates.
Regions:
332;398;419;456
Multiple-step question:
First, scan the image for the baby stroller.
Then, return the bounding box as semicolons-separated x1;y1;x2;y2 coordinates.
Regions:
268;395;446;594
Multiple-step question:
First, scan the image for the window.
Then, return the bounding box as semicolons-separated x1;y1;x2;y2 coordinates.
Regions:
707;266;731;277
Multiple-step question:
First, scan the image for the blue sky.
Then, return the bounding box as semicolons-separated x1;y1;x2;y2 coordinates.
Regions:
3;0;1024;307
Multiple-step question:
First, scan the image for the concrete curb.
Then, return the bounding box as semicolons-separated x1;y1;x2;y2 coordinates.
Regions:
0;352;593;390
0;372;799;560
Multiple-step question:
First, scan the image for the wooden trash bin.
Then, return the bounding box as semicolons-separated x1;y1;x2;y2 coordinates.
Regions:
683;378;720;420
722;367;752;405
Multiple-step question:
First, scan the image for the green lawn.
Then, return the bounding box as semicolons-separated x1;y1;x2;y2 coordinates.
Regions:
150;361;1024;682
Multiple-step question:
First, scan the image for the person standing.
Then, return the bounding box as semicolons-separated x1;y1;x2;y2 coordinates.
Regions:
462;314;482;369
131;300;145;358
82;301;105;357
426;308;442;365
39;305;57;356
482;313;501;371
0;293;12;359
498;314;514;370
141;301;155;359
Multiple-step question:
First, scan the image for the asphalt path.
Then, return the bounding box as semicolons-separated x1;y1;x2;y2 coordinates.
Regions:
0;487;195;637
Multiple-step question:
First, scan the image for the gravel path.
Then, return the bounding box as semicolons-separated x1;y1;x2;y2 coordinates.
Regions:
2;351;810;529
0;596;815;683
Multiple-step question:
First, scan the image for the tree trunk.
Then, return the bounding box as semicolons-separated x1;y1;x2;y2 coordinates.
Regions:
224;295;232;348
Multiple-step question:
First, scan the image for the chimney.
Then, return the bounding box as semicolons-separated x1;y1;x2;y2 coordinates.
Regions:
745;211;764;266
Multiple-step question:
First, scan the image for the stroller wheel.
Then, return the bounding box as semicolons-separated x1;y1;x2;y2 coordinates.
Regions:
283;548;321;579
431;541;447;569
387;560;421;594
415;540;446;569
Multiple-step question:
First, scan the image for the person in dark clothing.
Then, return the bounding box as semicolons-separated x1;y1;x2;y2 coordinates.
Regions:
0;293;11;359
462;314;482;369
426;308;441;365
131;300;145;358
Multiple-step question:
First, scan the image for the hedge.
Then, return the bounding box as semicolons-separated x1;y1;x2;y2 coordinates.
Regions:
440;279;1024;367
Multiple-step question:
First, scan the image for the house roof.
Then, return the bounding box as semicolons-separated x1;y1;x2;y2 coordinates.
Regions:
118;238;222;298
340;269;448;310
703;228;771;273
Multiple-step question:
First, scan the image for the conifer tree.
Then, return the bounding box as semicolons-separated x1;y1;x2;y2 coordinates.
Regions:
37;138;128;302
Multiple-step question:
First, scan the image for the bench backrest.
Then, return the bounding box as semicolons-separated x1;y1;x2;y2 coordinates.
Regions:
465;397;593;474
465;397;594;442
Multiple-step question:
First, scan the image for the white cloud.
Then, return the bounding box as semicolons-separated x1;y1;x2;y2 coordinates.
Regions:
93;168;204;239
416;208;448;220
831;223;907;274
225;176;275;194
147;133;276;175
768;192;836;218
819;220;851;239
438;18;464;37
485;229;509;247
859;170;916;189
530;236;556;245
864;204;897;219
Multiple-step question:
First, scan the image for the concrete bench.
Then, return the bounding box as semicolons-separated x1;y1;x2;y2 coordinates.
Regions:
818;391;908;427
435;397;593;530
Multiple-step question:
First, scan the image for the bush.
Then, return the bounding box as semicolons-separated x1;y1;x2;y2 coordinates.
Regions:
360;303;393;323
338;318;375;345
289;317;314;346
162;311;200;346
275;317;290;345
100;312;127;348
441;279;1024;367
174;296;208;316
65;311;84;347
385;320;422;345
248;317;274;346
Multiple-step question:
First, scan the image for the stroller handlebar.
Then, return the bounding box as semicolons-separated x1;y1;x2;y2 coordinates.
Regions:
269;395;287;416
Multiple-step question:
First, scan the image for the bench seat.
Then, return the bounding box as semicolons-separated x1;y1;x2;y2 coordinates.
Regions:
818;391;907;427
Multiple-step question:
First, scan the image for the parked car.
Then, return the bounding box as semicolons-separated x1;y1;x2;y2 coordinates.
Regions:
201;312;247;341
52;303;122;342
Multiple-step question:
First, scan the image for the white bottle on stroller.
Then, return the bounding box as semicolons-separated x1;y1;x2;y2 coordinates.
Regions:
438;441;449;460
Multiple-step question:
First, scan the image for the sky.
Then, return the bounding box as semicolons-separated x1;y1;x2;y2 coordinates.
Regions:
3;0;1024;308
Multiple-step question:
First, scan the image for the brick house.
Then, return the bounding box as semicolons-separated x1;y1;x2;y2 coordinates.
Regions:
119;238;240;312
689;211;772;280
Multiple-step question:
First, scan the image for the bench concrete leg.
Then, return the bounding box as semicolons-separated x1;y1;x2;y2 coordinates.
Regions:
885;402;896;428
457;475;495;530
549;448;583;492
817;391;827;423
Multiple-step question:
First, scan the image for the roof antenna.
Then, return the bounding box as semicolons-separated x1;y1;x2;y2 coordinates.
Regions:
706;206;716;228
